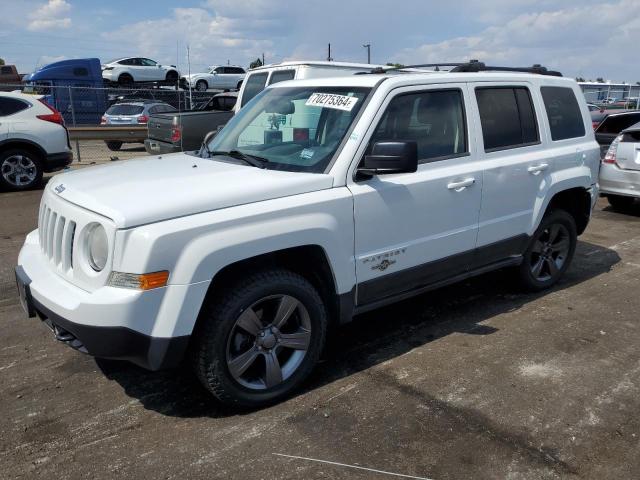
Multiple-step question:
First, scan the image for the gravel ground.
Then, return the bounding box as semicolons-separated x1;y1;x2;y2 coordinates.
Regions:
1;185;640;479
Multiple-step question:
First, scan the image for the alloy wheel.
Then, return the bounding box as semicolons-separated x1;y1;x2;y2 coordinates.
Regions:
529;223;571;282
1;155;37;187
226;294;311;390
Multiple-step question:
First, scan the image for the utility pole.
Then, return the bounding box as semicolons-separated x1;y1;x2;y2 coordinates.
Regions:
327;43;333;61
186;44;193;110
363;43;371;64
262;52;265;65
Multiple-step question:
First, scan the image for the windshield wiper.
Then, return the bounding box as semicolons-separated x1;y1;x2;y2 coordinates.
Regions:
208;150;268;169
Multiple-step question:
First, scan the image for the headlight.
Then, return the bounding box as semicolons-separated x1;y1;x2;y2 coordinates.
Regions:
87;224;108;271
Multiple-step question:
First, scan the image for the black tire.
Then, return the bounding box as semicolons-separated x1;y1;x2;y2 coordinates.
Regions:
195;80;208;92
105;141;122;151
607;194;635;211
0;148;43;191
165;70;179;83
236;80;243;90
118;73;133;86
192;269;327;408
517;210;577;291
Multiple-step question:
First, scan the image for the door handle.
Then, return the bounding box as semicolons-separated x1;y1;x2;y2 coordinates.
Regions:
527;163;549;175
447;178;475;191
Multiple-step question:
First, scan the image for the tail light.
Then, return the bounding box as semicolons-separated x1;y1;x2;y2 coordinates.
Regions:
170;125;182;143
137;115;149;124
592;121;600;130
36;99;65;126
603;135;622;164
100;116;107;124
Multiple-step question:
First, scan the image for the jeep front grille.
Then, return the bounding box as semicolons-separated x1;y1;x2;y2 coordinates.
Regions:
39;201;76;272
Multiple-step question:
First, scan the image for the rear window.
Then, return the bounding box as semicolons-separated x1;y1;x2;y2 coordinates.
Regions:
541;87;586;140
476;87;539;151
597;113;640;134
269;69;296;85
241;72;268;107
1;66;14;75
0;97;29;116
106;104;144;115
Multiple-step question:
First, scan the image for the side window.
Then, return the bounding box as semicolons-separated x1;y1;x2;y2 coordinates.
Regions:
541;87;586;140
598;114;640;134
476;87;539;151
214;67;225;74
370;89;468;163
148;106;159;114
223;96;237;110
240;72;268;107
1;66;13;75
119;58;134;66
268;70;296;85
141;58;157;67
0;98;30;116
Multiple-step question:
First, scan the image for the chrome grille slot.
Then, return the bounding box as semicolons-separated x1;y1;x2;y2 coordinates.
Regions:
38;201;75;273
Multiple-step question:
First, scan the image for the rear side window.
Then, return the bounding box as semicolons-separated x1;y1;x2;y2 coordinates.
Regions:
476;87;539;151
370;89;468;163
241;72;268;107
269;70;296;85
107;104;144;115
1;66;13;75
541;87;585;140
0;97;29;116
597;113;640;134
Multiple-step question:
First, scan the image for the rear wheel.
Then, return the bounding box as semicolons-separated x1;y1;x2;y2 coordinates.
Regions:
0;149;43;191
517;210;577;291
192;269;327;408
118;73;133;86
105;141;122;151
165;70;179;84
607;194;635;211
195;80;208;92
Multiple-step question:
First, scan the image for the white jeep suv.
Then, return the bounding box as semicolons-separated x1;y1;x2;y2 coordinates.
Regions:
16;63;600;407
180;65;246;92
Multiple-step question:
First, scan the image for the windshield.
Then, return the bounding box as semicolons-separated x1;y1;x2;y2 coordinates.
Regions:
207;86;370;173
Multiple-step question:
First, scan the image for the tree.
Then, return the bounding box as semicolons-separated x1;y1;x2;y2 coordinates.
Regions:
596;77;605;83
575;76;585;82
386;62;405;68
0;58;5;66
249;58;263;69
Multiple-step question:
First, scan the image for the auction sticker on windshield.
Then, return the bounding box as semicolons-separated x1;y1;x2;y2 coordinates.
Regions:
306;93;358;111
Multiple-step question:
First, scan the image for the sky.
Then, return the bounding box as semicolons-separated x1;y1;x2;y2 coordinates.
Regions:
2;0;640;82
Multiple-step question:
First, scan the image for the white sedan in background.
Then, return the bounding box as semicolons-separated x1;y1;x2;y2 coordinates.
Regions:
102;57;180;85
180;65;246;91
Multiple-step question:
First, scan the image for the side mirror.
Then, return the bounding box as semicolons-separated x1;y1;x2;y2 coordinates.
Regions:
358;141;418;176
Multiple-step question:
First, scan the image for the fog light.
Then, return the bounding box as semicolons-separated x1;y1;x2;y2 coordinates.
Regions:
108;271;169;290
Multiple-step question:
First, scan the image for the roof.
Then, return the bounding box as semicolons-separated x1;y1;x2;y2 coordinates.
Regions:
249;60;384;72
268;71;578;90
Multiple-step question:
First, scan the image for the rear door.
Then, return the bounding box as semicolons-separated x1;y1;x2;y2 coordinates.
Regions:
348;84;482;306
471;83;546;263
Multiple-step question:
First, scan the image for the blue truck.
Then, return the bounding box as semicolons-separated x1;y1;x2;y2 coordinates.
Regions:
24;58;108;125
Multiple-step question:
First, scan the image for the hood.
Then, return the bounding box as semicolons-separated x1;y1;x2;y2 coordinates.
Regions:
50;154;334;228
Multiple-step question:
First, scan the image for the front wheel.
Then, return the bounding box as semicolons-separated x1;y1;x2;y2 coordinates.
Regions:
192;270;327;408
517;210;577;291
195;80;208;92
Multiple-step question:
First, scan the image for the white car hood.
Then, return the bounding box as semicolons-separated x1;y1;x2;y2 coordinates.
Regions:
51;154;334;228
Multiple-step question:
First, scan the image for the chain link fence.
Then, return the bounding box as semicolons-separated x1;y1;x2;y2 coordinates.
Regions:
3;83;229;166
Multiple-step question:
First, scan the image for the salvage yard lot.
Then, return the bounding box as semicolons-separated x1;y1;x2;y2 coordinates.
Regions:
1;188;639;479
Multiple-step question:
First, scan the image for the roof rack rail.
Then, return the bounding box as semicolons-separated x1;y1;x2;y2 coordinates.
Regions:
371;60;563;77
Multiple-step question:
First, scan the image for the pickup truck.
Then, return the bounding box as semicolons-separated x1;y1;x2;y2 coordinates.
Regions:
144;92;237;154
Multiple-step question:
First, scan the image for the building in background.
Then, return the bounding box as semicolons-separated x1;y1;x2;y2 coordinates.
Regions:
579;81;640;105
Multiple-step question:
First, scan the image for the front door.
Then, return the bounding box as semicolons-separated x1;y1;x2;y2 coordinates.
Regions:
348;84;483;306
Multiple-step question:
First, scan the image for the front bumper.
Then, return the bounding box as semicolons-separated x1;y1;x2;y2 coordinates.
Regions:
599;162;640;198
16;231;209;370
